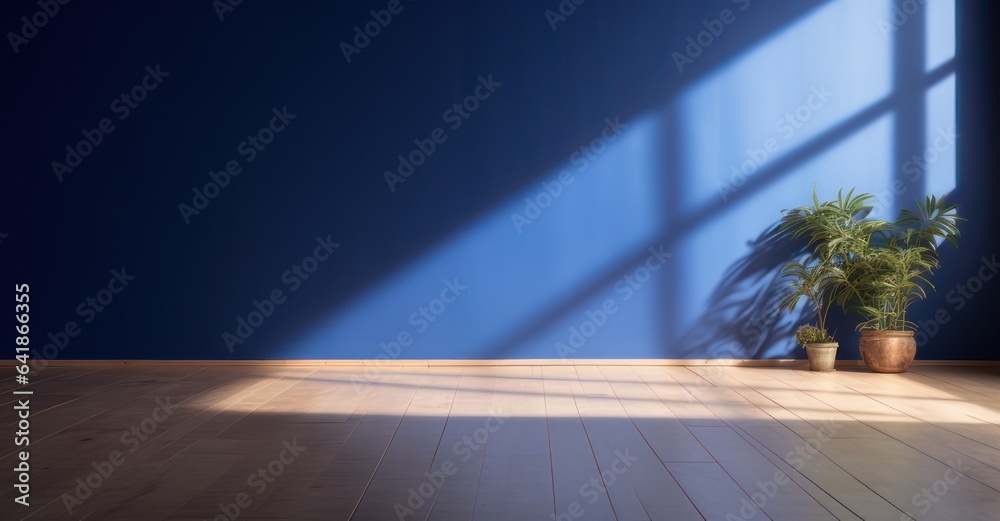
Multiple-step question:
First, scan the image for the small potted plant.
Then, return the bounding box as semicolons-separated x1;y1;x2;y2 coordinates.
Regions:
793;324;837;371
778;191;845;371
780;259;839;371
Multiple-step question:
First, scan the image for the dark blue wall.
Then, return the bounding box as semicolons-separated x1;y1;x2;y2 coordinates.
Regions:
3;0;997;362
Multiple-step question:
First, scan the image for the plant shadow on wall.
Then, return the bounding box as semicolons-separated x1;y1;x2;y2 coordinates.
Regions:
670;219;810;360
672;188;963;364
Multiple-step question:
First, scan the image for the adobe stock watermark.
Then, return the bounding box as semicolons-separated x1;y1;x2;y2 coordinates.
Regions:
7;0;70;54
510;116;628;234
898;458;967;520
690;291;792;400
394;410;505;519
223;236;340;353
878;0;928;41
383;74;501;192
213;0;244;21
340;0;413;63
210;439;306;521
51;65;170;183
351;277;469;392
685;342;751;402
717;84;833;201
178;106;297;224
60;396;180;513
553;448;638;520
868;125;958;219
544;0;586;31
740;286;794;350
29;268;136;371
13;393;29;507
694;285;797;386
727;418;841;520
672;0;751;73
913;254;999;348
555;245;672;358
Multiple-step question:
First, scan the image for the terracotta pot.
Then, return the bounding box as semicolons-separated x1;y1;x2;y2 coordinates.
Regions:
805;342;838;372
858;330;916;373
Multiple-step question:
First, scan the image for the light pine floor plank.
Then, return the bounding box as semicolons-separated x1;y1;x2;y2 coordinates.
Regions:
695;367;898;520
471;366;554;521
351;366;462;520
599;366;715;463
308;368;428;519
8;364;1000;521
574;365;702;520
425;366;501;521
46;366;314;520
543;365;618;521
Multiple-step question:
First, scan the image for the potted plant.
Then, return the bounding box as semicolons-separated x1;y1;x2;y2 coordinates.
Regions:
831;194;963;372
793;324;837;371
779;189;962;372
777;190;849;371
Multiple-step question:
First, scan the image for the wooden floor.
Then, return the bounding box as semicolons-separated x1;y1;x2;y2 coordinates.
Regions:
3;364;1000;520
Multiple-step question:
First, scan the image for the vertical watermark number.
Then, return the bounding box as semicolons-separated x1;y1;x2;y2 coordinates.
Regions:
14;283;32;507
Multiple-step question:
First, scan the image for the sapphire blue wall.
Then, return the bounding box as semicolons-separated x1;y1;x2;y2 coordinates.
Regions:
3;0;997;361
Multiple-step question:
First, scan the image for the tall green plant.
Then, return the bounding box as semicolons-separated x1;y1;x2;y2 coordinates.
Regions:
836;195;963;330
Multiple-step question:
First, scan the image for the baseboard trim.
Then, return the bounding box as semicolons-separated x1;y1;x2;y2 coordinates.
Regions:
9;359;1000;367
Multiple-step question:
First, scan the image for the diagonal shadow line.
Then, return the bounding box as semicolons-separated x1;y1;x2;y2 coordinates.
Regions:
267;4;842;356
680;59;956;232
473;60;957;360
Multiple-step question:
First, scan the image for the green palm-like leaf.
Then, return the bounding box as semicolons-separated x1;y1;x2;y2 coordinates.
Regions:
779;187;963;333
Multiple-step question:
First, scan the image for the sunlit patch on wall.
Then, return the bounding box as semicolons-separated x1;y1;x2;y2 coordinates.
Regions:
925;0;956;72
923;72;957;199
677;0;892;211
283;115;663;359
